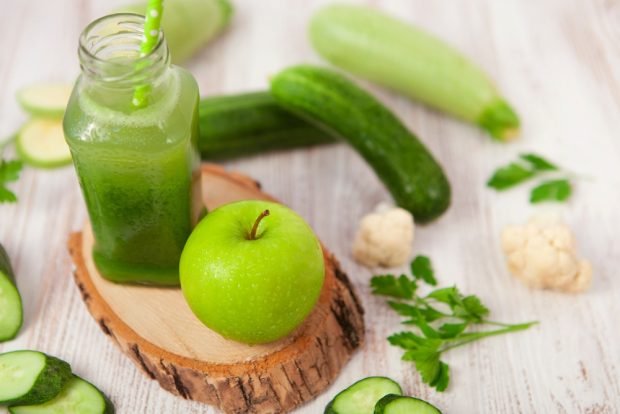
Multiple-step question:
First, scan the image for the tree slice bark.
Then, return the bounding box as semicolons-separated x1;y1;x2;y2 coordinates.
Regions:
67;164;365;414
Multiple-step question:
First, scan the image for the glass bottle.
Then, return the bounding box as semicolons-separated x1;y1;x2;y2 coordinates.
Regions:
64;14;201;285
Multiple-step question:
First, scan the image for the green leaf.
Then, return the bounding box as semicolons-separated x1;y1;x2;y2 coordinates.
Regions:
371;274;416;299
520;153;558;171
0;159;22;204
411;352;440;385
530;179;572;203
0;187;17;203
427;287;459;304
416;318;440;339
401;306;445;325
388;331;426;350
461;295;490;321
0;159;23;183
388;301;417;317
431;361;450;391
438;322;468;339
411;255;437;286
487;162;536;190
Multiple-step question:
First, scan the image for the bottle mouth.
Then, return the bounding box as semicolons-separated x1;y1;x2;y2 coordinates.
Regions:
78;13;168;86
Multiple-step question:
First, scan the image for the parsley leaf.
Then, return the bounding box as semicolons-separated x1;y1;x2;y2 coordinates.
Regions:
487;162;535;190
411;255;437;286
371;274;416;299
530;179;572;203
487;153;574;204
374;255;536;392
520;153;558;171
0;159;23;203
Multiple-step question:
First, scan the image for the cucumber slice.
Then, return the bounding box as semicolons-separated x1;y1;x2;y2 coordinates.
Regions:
16;84;71;118
374;394;442;414
0;244;23;341
325;377;402;414
0;351;72;406
9;376;114;414
16;119;72;169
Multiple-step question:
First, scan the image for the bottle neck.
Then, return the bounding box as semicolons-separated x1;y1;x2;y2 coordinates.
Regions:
78;13;170;92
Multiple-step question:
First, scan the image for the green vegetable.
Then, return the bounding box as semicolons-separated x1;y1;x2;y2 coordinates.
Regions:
117;0;232;64
487;162;536;190
0;351;72;406
9;376;114;414
374;394;442;414
487;153;573;203
410;255;436;286
519;153;558;171
309;4;519;140
198;92;334;160
372;255;536;391
324;377;402;414
0;243;23;341
16;119;72;169
16;84;71;118
530;179;572;203
270;65;451;223
0;158;23;203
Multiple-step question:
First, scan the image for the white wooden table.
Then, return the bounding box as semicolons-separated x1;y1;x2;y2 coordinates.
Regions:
1;0;619;412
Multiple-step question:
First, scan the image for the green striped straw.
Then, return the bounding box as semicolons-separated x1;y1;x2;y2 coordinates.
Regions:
132;0;164;108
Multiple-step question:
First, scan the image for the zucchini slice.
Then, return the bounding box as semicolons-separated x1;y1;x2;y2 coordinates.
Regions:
0;243;23;341
374;394;442;414
16;84;71;118
0;351;72;406
9;376;114;414
325;376;402;414
16;119;72;169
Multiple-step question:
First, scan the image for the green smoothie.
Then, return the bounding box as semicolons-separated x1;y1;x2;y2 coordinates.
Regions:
64;14;200;285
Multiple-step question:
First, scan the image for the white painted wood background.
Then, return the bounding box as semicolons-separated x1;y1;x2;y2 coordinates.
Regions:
1;0;619;412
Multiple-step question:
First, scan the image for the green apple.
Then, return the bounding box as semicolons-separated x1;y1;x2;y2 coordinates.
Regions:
179;200;325;344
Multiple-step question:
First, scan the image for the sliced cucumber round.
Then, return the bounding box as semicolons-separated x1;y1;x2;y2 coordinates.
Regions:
0;351;72;406
16;84;72;118
16;119;72;169
0;243;23;342
9;376;114;414
325;376;403;414
374;394;442;414
0;274;22;341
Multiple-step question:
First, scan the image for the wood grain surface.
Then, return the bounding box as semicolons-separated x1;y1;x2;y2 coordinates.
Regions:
1;0;619;413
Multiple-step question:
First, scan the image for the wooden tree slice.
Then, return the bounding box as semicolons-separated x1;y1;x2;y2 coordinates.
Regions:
68;164;365;414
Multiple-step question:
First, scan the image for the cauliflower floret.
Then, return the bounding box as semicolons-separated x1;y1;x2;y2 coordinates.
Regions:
352;204;415;267
501;215;592;293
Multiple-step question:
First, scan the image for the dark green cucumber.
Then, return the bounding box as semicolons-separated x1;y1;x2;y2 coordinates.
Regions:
0;243;23;341
9;376;115;414
198;91;334;160
325;377;402;414
0;350;72;406
374;394;442;414
270;65;451;222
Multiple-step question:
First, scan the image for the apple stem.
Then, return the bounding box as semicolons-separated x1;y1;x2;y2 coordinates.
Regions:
249;209;270;240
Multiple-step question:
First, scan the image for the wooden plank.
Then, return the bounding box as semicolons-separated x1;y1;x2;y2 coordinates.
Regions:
1;0;619;412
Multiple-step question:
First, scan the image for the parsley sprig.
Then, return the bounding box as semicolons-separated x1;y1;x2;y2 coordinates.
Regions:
0;158;23;203
372;255;536;392
487;153;572;203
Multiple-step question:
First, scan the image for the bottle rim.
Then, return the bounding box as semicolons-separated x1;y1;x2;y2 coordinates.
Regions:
78;13;169;86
